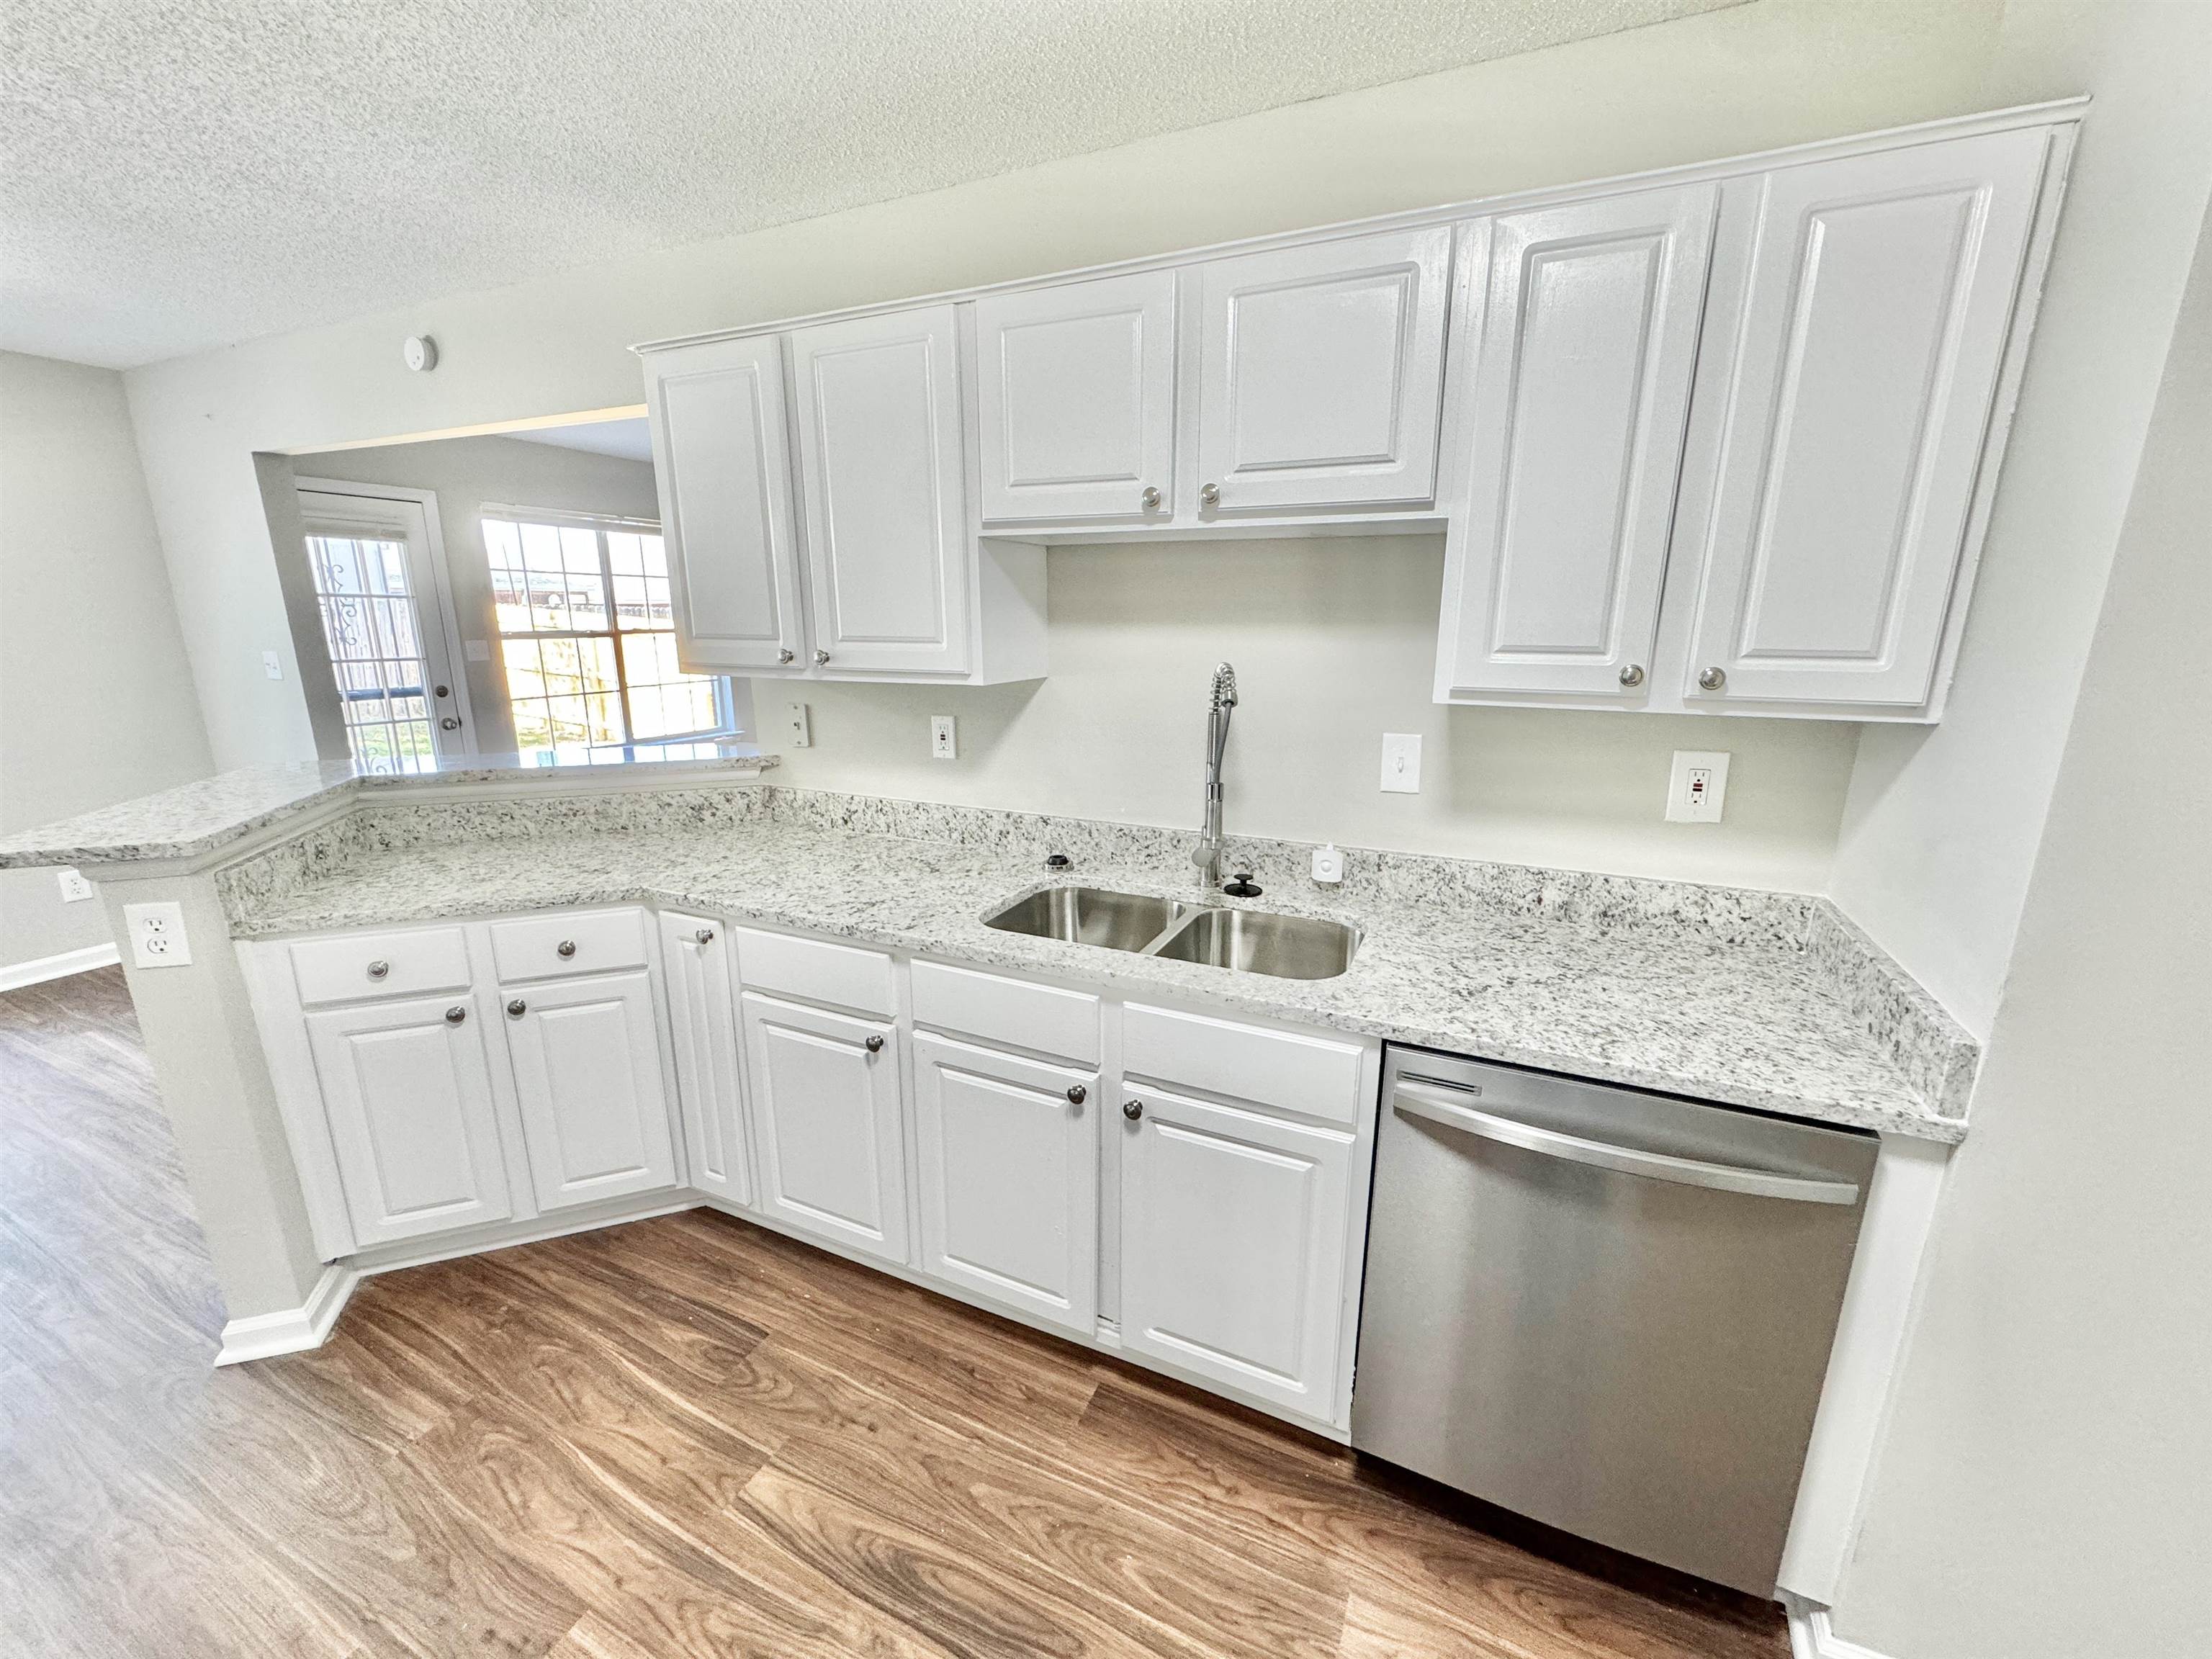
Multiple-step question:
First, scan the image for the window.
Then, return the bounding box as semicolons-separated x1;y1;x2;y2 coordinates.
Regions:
305;526;438;768
482;512;732;755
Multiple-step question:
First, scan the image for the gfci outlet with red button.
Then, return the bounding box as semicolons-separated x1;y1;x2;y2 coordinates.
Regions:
1666;752;1730;823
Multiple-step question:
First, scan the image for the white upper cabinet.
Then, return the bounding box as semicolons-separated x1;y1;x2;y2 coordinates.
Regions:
974;272;1177;526
788;305;972;676
1679;127;2051;710
1438;186;1717;701
1192;226;1452;513
642;335;805;673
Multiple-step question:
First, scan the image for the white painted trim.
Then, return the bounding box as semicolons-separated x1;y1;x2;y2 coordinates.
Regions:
215;1259;359;1365
1785;1597;1899;1659
634;98;2088;355
0;940;121;992
1779;1135;1954;1603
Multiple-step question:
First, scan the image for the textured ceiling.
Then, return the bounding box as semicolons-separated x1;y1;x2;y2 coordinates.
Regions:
2;0;1737;369
506;418;654;464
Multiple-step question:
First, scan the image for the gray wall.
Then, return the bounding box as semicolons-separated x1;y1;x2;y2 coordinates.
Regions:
1834;201;2212;1659
0;351;212;971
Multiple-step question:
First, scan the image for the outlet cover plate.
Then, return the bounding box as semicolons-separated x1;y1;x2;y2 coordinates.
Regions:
56;868;95;903
786;703;811;748
930;715;957;760
123;901;192;968
1667;750;1730;823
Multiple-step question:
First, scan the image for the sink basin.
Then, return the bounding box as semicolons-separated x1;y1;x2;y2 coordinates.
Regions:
1151;907;1360;980
985;886;1190;953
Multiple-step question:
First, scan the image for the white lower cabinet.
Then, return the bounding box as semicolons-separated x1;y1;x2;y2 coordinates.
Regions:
302;992;515;1246
739;989;909;1265
660;913;750;1206
500;968;680;1213
912;1031;1099;1336
1118;1082;1355;1419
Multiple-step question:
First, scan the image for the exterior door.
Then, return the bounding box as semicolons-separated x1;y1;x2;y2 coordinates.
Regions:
1682;126;2052;707
1441;186;1717;699
659;912;751;1207
642;335;806;673
1191;225;1452;513
304;993;513;1245
912;1032;1099;1334
974;271;1177;526
295;485;477;766
500;970;680;1212
739;990;908;1264
1117;1082;1352;1418
788;305;971;675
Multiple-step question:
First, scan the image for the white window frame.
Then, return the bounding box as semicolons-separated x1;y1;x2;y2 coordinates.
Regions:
480;503;739;750
293;478;481;761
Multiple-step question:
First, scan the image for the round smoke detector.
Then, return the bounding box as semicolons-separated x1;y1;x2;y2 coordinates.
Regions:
403;334;439;372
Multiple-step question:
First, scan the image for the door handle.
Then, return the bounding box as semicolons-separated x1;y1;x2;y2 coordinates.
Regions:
1390;1080;1860;1205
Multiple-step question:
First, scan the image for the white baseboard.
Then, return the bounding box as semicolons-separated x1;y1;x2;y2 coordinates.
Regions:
0;940;120;992
1786;1597;1898;1659
215;1259;360;1365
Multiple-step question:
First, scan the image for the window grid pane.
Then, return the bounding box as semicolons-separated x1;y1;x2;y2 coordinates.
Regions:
308;533;436;772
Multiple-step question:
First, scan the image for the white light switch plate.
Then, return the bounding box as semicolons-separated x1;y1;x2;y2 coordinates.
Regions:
56;868;95;904
1667;750;1730;822
1381;733;1423;794
930;715;957;760
786;703;811;748
123;901;192;968
261;650;284;681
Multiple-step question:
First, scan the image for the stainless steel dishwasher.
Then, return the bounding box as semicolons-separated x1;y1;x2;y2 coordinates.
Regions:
1351;1045;1877;1597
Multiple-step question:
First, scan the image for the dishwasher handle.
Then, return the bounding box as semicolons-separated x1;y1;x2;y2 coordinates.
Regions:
1392;1079;1861;1206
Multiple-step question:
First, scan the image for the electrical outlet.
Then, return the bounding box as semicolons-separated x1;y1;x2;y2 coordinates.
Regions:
1380;733;1423;794
930;715;957;760
786;702;811;748
262;649;284;681
123;901;192;968
55;868;95;904
1666;750;1730;823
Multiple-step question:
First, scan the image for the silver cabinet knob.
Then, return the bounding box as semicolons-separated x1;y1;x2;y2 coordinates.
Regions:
1122;1099;1143;1121
366;958;390;980
1140;485;1161;511
864;1033;884;1053
1618;663;1645;688
778;647;796;665
555;940;577;958
1066;1084;1087;1105
1698;666;1727;691
814;648;832;666
1199;482;1221;508
444;1005;467;1025
506;998;527;1017
693;926;715;944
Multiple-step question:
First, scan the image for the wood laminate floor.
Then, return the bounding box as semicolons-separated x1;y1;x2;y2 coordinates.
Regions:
1;966;1790;1658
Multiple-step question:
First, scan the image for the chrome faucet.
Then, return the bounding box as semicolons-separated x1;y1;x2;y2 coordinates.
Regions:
1192;662;1238;889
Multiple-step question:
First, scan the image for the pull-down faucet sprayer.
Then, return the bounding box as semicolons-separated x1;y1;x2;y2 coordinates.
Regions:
1192;663;1238;889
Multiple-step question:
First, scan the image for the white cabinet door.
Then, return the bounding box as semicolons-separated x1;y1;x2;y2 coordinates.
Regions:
501;970;680;1213
1192;226;1452;513
1118;1083;1352;1419
304;993;513;1246
912;1033;1098;1335
788;305;971;675
1683;127;2051;708
642;335;806;673
660;913;750;1207
739;990;908;1264
974;271;1178;526
1441;186;1717;698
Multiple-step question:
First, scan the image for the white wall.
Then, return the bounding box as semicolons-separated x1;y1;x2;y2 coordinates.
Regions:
121;0;2028;894
0;351;212;972
284;434;662;754
1831;196;2212;1659
1827;0;2212;1036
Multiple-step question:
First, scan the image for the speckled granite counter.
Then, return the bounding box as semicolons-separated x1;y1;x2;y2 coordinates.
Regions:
214;786;1977;1143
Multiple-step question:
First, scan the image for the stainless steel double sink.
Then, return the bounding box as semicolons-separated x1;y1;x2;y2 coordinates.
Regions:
984;885;1358;981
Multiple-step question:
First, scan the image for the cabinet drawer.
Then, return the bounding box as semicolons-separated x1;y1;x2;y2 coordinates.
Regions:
1122;1002;1364;1126
290;926;472;1008
733;927;896;1017
490;909;649;983
911;960;1100;1064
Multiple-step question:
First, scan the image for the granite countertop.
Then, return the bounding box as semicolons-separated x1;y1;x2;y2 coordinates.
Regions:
0;748;777;867
231;813;1969;1143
